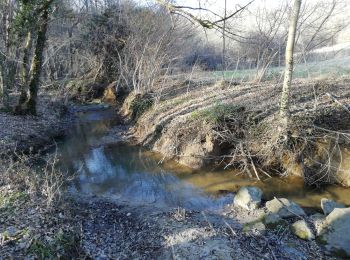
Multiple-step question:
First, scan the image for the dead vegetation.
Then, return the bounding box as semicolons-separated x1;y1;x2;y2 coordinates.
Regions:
0;152;82;259
129;76;350;187
0;94;71;157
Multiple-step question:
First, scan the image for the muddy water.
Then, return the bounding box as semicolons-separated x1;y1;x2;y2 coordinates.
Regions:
60;107;350;210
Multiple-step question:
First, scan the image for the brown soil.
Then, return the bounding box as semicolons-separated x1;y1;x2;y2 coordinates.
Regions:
128;76;350;186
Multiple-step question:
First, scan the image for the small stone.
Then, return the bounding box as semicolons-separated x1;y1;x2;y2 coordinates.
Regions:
7;226;17;237
126;213;131;217
233;186;262;210
243;222;266;235
320;198;345;215
291;220;315;240
17;242;28;250
266;198;306;218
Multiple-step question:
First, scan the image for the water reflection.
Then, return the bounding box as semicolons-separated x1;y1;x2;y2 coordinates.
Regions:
60;108;350;210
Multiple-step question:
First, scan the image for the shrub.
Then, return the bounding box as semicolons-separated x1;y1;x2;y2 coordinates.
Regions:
130;93;154;120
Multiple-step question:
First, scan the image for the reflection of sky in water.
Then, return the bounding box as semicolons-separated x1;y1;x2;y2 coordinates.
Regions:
63;109;350;210
75;147;232;211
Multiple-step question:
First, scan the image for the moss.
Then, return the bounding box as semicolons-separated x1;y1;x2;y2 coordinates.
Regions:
263;214;288;230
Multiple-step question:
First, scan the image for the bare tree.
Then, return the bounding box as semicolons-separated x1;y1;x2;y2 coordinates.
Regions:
279;0;302;128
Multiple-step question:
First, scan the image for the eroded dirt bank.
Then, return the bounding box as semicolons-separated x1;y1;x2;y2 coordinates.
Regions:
124;76;350;187
1;88;349;258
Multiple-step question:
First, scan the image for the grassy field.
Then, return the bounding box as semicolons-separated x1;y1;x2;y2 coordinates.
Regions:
210;55;350;82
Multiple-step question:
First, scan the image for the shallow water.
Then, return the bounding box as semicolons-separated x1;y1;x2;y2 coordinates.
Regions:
60;108;350;210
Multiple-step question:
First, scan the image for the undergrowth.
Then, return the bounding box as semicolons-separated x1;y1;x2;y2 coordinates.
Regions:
191;102;244;124
130;94;154;120
29;231;81;259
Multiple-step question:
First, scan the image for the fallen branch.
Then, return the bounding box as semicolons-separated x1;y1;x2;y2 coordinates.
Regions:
326;92;350;115
274;197;304;219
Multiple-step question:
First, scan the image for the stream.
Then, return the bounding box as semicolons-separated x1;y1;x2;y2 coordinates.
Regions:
59;106;350;211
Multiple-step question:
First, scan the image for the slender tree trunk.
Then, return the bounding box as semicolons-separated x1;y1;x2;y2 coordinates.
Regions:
221;0;227;79
26;8;50;115
1;5;10;109
15;31;32;113
279;0;302;127
0;54;10;109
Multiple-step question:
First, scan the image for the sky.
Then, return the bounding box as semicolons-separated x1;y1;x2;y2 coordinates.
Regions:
136;0;350;43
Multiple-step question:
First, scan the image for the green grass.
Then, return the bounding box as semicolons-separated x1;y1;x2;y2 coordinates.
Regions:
191;102;244;124
28;231;80;259
130;95;154;120
211;56;350;82
0;191;29;211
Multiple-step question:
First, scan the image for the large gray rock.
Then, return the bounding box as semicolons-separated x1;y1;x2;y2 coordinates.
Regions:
319;207;350;257
320;198;345;215
233;186;262;210
265;198;306;218
291;220;315;240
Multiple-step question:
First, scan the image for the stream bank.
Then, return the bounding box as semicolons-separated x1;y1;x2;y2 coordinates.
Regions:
1;90;350;258
123;77;350;188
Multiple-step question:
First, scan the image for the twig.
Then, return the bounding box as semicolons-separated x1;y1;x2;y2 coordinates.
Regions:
223;220;237;236
325;92;350;115
274;197;304;219
247;151;260;181
201;212;216;234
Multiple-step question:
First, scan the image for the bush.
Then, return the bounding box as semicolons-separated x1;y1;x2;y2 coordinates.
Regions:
130;94;154;120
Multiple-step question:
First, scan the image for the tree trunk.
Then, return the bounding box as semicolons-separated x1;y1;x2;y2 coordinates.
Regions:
15;31;32;113
26;8;50;115
0;4;10;109
0;54;10;109
279;0;302;127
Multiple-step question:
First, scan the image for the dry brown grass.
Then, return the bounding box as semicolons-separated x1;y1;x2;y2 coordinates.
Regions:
130;76;350;186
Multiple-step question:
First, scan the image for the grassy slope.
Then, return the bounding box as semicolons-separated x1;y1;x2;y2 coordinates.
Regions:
207;56;350;82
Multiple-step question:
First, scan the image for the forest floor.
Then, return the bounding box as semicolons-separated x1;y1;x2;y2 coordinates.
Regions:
1;185;329;259
0;94;71;156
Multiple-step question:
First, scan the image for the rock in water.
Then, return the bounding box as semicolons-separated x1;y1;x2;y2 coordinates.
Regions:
233;186;262;210
291;220;315;240
320;198;345;215
319;207;350;257
265;198;306;218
